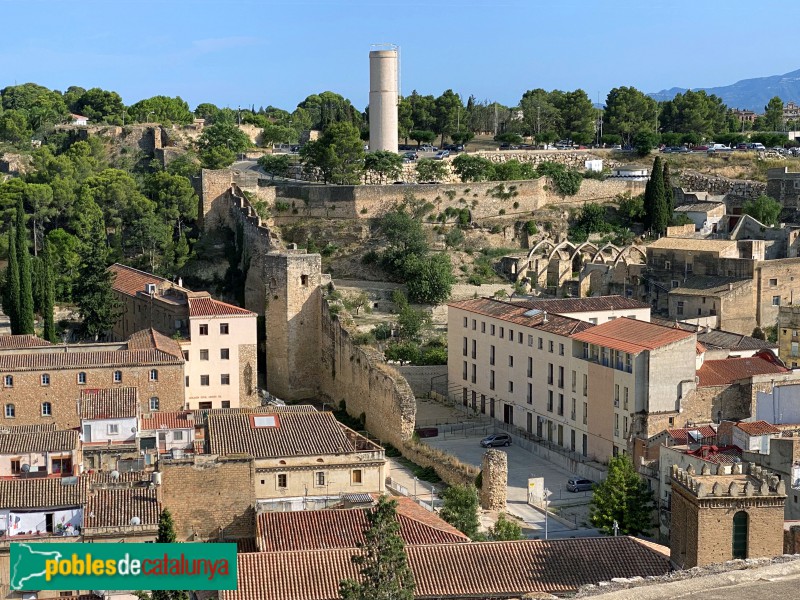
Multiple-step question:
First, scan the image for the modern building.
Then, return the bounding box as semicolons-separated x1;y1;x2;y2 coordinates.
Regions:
109;264;259;409
0;428;80;478
513;296;651;324
673;202;725;232
78;388;139;470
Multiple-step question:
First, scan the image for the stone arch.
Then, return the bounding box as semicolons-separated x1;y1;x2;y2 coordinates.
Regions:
548;240;576;261
592;243;622;264
527;239;556;261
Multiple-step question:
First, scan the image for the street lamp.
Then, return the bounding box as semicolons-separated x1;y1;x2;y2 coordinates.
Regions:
543;487;551;540
413;477;418;501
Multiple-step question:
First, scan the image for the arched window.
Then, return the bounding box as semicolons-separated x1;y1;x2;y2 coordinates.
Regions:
732;510;748;559
149;369;158;382
41;402;52;417
5;404;14;418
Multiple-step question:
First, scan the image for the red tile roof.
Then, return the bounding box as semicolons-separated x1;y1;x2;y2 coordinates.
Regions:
0;335;52;349
736;420;781;436
127;329;184;358
697;356;790;386
0;477;86;510
449;298;592;336
685;445;743;464
571;317;695;354
139;411;195;431
666;426;717;445
80;388;138;419
0;429;78;455
0;344;183;371
188;297;254;318
256;499;469;551
108;263;170;297
515;295;650;314
222;537;671;600
84;485;160;529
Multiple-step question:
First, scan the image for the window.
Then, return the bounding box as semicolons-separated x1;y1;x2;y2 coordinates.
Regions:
509;328;514;340
547;363;553;385
500;327;504;338
508;355;514;367
221;348;230;360
547;391;553;412
107;424;119;435
582;374;588;396
672;280;679;288
589;317;598;325
41;373;50;386
773;296;781;306
518;332;523;344
624;387;629;410
113;370;122;383
538;337;543;350
174;430;184;441
185;376;190;387
548;340;554;353
150;397;160;410
351;469;363;484
41;402;52;416
558;366;564;388
472;319;476;330
583;402;588;425
471;363;476;384
490;345;495;365
614;384;620;407
732;511;748;559
277;474;288;488
528;335;533;347
149;369;158;381
490;370;495;390
200;349;209;360
624;416;628;436
481;321;486;333
201;375;210;386
559;343;564;356
571;370;576;392
490;324;496;336
10;459;21;474
571;397;576;421
221;374;230;385
676;301;684;316
471;339;476;359
527;383;533;405
527;357;533;378
665;260;671;270
558;394;564;416
199;324;209;335
463;317;468;327
770;278;778;287
5;404;14;418
508;381;514;393
199;401;212;410
3;375;12;388
462;361;467;381
222;401;231;408
220;323;229;334
52;456;72;474
316;472;326;486
792;342;799;358
182;350;189;361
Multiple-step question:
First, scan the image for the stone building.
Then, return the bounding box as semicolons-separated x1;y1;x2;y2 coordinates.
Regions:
777;304;800;366
669;462;786;568
766;167;800;210
0;330;185;430
109;264;259;409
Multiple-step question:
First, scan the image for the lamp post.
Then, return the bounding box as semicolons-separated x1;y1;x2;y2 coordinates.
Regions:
413;476;418;501
544;487;551;540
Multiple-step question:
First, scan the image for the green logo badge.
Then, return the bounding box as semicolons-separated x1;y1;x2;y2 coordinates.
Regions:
10;543;237;591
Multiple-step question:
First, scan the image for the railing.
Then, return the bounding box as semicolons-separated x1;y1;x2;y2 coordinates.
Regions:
386;477;440;512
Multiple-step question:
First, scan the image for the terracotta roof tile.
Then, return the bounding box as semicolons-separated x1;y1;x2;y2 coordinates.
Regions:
685;445;743;464
647;237;738;252
127;329;184;357
208;412;373;458
0;348;183;372
0;429;78;455
0;477;86;510
140;411;195;431
109;263;171;297
448;298;592;336
256;499;469;551
84;485;160;529
666;426;717;445
188;297;254;317
736;420;781;436
0;423;57;434
697;355;789;386
514;295;649;314
0;335;51;349
571;317;695;354
80;388;138;419
223;537;671;600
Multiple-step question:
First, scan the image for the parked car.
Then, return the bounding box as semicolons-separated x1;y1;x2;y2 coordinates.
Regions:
499;143;519;150
748;142;766;151
566;478;594;492
480;433;512;448
443;144;465;153
418;144;437;152
402;151;418;161
433;150;450;160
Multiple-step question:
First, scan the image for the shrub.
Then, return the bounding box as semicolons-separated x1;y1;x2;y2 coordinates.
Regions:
274;200;291;212
525;220;538;235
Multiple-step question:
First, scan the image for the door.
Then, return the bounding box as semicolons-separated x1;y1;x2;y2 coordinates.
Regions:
45;513;54;533
481;395;486;414
82;424;92;444
490;399;495;418
732;511;748;559
557;424;563;446
503;404;513;425
570;429;576;452
527;412;533;434
158;432;167;452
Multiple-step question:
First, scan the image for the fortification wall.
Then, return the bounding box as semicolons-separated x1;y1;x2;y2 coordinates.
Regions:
318;301;416;448
679;171;766;199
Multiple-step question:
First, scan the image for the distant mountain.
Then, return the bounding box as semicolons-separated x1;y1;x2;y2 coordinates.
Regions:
649;68;800;111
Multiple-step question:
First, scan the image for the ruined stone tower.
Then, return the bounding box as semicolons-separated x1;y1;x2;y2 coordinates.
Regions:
263;251;323;400
669;462;786;569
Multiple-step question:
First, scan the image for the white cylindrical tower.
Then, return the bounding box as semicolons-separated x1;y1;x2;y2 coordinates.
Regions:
369;47;398;153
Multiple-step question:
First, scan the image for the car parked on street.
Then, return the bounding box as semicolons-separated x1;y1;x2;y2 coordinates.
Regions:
402;151;418;161
433;150;450;160
480;433;512;448
566;478;594;492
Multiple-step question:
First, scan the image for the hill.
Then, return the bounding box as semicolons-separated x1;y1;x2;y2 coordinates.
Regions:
649;68;800;110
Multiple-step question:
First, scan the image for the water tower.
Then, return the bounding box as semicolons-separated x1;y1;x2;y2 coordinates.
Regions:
368;44;399;153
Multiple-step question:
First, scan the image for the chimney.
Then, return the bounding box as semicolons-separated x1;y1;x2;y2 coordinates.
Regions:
543;311;548;323
177;277;183;287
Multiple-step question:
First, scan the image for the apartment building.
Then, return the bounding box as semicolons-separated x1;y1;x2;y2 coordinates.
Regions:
513;296;650;324
109;264;259;409
447;298;696;463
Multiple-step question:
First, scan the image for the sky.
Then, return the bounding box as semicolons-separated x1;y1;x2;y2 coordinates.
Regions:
2;0;799;112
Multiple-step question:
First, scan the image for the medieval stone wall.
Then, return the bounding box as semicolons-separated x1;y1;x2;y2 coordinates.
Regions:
678;170;766;199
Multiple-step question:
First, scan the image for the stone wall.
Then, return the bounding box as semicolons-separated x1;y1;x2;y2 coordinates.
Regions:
394;365;448;397
480;449;507;511
159;455;256;542
401;440;480;487
678;170;766;199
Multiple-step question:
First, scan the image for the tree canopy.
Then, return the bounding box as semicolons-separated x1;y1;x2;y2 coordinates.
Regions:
742;194;782;226
589;454;654;536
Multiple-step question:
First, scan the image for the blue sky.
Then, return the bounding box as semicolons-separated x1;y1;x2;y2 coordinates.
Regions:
2;0;798;111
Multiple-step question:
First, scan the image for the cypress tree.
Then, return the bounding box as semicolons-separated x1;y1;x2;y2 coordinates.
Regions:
644;156;668;235
4;228;20;334
16;199;34;335
152;509;187;600
662;160;674;214
42;240;57;343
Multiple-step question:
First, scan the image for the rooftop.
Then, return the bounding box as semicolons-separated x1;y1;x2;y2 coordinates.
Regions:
188;297;254;318
571;317;695;354
647;237;738;252
0;429;78;455
684;444;743;465
0;477;86;510
735;420;781;436
669;275;751;296
208;411;379;458
256;498;469;551
0;335;52;350
84;485;160;530
514;295;649;314
80;388;138;420
697;354;790;386
665;425;717;445
674;202;726;213
651;319;777;352
139;410;195;431
448;297;593;336
127;328;184;357
109;263;172;297
222;537;671;600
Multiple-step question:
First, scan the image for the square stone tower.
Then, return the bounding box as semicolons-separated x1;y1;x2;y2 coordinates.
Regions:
669;462;786;569
263;250;322;400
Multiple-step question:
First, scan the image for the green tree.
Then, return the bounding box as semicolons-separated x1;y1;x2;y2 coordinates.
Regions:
433;89;463;147
489;513;523;541
41;239;57;342
46;228;81;302
407;90;437;134
396;303;430;339
297;91;363;131
742;194;782;226
73;195;118;340
15;199;34;334
378;206;429;275
452;154;493;182
439;484;480;539
72;88;125;123
339;496;415;600
300;122;365;184
397;96;414;143
551;89;596;144
520;89;560;143
604;86;658;147
409;129;436;146
257;154;292;181
143;171;198;238
589;454;654;536
415;158;448;183
197;120;251;168
662;161;674;213
764;96;785;131
0;110;32;144
643;156;668;234
617;193;645;224
364;151;403;184
3;228;20;334
152;509;187;600
129;95;193;125
404;253;454;305
25;183;56;255
658;90;731;138
633;130;660;156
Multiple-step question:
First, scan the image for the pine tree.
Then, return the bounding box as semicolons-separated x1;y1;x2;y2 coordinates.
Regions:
643;156;668;235
16;199;34;334
73;196;119;340
339;496;416;600
4;228;21;334
589;454;655;536
41;240;57;343
151;509;187;600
